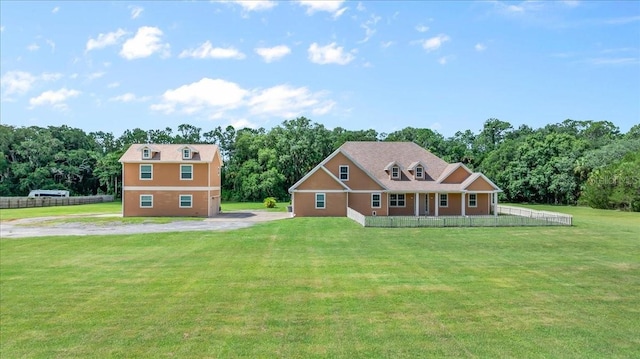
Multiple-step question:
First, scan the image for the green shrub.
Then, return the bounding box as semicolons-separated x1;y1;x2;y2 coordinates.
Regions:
263;197;277;208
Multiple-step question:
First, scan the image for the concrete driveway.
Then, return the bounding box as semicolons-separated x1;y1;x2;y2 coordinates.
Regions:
0;211;291;239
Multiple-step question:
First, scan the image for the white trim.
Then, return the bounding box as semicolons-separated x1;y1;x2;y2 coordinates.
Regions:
124;186;221;191
461;193;466;216
371;192;381;208
139;194;153;208
182;148;191;160
179;194;193;208
315;193;326;209
139;164;153;180
339;165;349;181
142;148;151;159
439;193;448;208
436;163;473;183
180;164;193;180
461;172;502;192
415;166;424;179
291;189;346;193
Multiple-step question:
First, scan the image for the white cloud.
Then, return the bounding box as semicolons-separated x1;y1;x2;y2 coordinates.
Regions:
298;0;346;17
255;45;291;62
475;43;487;51
308;42;355;65
415;24;429;33
87;72;105;80
420;34;450;52
86;29;128;52
109;92;150;102
380;41;394;49
229;118;258;129
107;82;120;88
179;41;245;59
249;85;324;118
359;14;381;43
1;71;37;95
151;78;248;115
151;77;337;120
29;88;80;109
603;15;640;25
120;26;170;60
41;72;63;82
52;6;59;14
129;6;143;19
356;2;365;11
438;55;454;65
1;71;62;96
27;43;40;51
46;39;56;52
231;0;276;11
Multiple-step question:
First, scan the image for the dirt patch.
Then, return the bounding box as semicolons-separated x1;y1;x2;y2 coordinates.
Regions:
0;211;290;239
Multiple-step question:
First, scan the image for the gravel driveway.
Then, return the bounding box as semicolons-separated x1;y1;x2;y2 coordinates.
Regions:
0;211;290;239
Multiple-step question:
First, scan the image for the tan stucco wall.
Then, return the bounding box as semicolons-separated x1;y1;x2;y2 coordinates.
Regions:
293;192;347;217
438;193;462;215
123;190;209;217
441;167;471;184
324;153;384;190
348;192;388;216
296;168;345;190
465;193;491;215
123;162;211;187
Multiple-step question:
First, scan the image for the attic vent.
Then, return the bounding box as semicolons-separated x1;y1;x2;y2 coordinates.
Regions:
372;211;377;216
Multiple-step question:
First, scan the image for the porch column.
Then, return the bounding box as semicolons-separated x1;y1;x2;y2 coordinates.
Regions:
415;192;419;216
461;192;466;216
494;192;499;217
435;193;439;217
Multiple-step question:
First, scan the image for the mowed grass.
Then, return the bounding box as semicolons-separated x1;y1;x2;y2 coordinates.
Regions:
1;207;639;358
222;201;288;212
0;201;122;221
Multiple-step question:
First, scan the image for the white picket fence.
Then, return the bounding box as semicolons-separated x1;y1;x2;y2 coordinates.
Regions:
347;205;572;228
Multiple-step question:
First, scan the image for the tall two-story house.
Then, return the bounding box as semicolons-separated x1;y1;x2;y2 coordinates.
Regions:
119;144;223;217
289;141;501;217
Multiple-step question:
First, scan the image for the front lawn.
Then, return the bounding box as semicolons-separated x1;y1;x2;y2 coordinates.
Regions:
1;207;638;358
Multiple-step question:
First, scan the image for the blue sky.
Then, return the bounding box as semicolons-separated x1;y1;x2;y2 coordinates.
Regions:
1;1;639;138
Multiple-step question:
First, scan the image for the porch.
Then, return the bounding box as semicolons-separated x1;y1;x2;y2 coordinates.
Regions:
347;205;572;228
385;192;498;217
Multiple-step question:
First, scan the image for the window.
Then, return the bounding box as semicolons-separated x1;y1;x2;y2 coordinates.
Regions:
390;194;405;207
179;195;192;208
140;195;153;208
140;164;152;180
391;166;400;179
415;166;423;179
182;148;191;159
142;148;151;159
371;193;381;208
469;193;477;207
339;165;349;181
440;194;448;207
315;193;326;209
180;164;193;180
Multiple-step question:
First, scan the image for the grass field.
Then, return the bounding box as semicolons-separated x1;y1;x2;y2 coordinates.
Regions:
1;205;638;358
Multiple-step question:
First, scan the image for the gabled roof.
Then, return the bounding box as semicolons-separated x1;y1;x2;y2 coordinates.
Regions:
290;141;501;193
119;144;222;164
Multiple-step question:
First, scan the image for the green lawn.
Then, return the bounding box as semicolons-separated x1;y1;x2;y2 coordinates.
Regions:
1;206;638;358
0;201;122;221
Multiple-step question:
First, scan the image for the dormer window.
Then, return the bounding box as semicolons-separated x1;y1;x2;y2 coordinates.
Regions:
142;148;151;159
182;148;191;160
391;166;400;179
415;166;423;179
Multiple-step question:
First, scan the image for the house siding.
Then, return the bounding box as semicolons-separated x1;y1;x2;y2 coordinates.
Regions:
124;190;209;217
466;193;490;215
296;168;345;190
294;192;347;217
388;193;418;216
123;162;210;187
348;192;388;216
439;193;462;215
466;177;495;191
441;167;471;184
324;153;384;190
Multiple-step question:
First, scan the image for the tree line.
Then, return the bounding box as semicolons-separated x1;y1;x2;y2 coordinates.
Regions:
1;118;638;211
